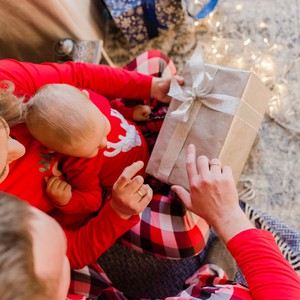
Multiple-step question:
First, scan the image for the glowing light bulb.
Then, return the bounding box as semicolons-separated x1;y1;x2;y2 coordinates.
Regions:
261;56;274;72
259;22;267;29
277;81;288;95
244;39;251;46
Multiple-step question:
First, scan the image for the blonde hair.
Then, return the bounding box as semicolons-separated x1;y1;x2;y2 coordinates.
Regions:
24;84;95;151
0;193;53;300
0;80;24;126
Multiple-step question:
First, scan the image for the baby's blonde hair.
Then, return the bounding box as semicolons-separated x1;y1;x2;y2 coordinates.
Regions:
25;84;95;151
0;80;24;127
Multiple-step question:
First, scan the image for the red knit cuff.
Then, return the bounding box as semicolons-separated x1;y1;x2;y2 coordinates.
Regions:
120;106;134;120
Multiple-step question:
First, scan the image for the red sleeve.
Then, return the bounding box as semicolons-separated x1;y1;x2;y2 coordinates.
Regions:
227;228;300;299
55;154;103;215
65;201;140;269
110;99;135;120
0;59;152;100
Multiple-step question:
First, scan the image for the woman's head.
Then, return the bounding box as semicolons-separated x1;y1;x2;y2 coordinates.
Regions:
0;81;26;183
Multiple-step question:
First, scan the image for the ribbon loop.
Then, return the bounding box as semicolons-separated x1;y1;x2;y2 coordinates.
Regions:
168;43;240;123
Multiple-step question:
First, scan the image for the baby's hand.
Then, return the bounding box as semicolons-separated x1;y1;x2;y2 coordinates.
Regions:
111;161;153;219
45;176;72;206
133;105;151;121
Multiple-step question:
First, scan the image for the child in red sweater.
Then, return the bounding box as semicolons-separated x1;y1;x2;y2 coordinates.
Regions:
24;83;151;229
24;84;111;228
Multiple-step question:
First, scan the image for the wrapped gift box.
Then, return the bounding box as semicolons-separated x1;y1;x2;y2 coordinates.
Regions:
146;44;272;190
102;0;185;46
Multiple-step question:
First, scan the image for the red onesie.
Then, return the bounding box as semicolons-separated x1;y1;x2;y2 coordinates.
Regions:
0;59;151;266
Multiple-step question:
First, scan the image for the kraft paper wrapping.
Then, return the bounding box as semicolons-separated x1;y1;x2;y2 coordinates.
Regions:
146;45;272;190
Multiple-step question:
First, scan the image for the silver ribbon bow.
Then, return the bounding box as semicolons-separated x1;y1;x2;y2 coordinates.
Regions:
168;43;240;122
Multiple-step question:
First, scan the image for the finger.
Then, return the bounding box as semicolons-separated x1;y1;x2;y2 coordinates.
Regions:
141;105;151;113
143;107;151;117
46;176;60;190
209;158;222;176
114;161;144;190
50;179;63;191
197;155;210;178
138;185;153;207
63;183;72;193
186;144;198;181
58;180;68;190
171;185;192;209
135;183;148;199
129;175;144;192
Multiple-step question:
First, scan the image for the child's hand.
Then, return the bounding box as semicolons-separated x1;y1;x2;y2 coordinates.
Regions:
45;176;72;206
150;76;184;104
111;161;153;219
133;105;151;121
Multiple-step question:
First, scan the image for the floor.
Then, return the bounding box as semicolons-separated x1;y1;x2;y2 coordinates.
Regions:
104;0;300;231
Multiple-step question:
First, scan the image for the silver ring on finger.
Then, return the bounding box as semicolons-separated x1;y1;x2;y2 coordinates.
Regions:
210;162;221;167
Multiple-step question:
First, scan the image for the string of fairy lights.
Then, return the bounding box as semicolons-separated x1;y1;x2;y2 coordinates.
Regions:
188;1;300;134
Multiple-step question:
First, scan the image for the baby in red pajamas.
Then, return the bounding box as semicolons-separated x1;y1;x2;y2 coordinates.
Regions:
24;83;150;229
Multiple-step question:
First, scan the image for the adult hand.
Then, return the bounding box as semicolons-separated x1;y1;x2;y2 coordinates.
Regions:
45;176;72;206
111;161;153;219
150;76;184;103
133;105;151;121
172;144;253;243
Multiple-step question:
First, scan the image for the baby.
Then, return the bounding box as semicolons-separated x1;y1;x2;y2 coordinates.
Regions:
24;83;149;228
25;84;111;158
